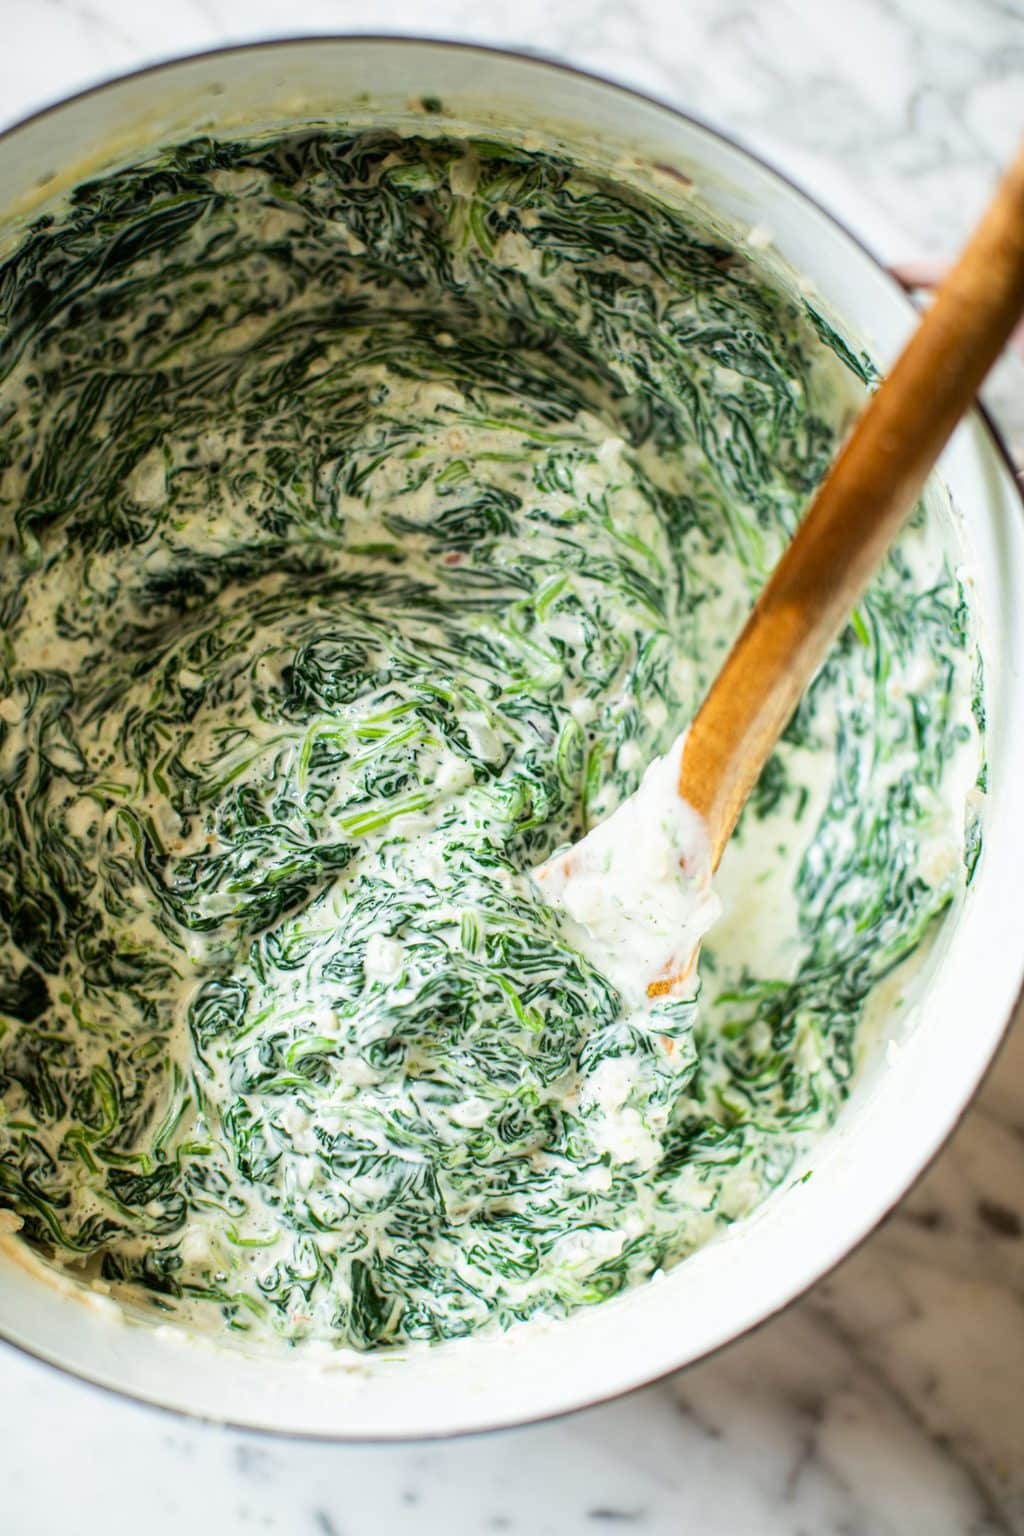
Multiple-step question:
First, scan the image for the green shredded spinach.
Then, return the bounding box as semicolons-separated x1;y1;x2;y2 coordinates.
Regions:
0;129;980;1348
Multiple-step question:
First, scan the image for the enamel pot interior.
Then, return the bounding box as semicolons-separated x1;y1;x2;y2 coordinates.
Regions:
0;38;1021;1440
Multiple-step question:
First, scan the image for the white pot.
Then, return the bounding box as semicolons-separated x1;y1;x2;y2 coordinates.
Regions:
0;36;1021;1441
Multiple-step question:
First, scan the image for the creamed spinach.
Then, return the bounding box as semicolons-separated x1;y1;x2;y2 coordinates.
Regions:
0;127;981;1348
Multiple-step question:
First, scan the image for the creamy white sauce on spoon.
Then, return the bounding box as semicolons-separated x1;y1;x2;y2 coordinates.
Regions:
535;733;720;1008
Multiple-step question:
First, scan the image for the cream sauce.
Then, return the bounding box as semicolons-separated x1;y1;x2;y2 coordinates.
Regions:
0;126;982;1351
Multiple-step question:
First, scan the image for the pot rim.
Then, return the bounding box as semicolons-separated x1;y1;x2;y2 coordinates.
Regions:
0;31;1021;1445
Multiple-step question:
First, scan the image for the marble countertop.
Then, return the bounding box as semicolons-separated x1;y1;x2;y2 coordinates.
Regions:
1;1;1023;1532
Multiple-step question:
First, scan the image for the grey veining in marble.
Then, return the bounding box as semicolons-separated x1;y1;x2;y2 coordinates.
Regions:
0;2;1022;1533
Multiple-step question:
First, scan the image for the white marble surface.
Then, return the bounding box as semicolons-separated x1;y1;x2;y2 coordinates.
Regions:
1;2;1023;1533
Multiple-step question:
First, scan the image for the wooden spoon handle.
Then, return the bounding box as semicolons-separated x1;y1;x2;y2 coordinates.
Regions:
680;143;1024;869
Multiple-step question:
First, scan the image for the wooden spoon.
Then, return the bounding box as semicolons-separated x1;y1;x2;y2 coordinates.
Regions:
538;143;1024;1001
685;142;1024;871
